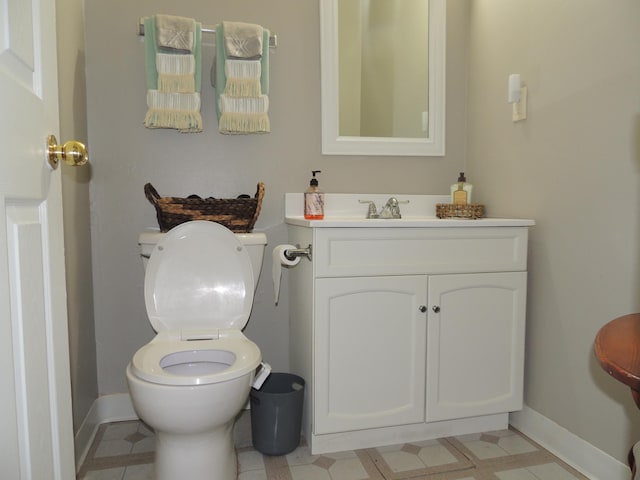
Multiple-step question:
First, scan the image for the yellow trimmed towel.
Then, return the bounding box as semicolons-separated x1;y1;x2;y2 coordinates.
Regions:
215;22;270;134
156;53;196;93
218;94;269;134
225;60;261;98
145;91;202;132
144;15;203;133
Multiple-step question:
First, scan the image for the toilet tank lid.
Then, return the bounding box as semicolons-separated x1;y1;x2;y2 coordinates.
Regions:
139;229;266;246
139;230;164;246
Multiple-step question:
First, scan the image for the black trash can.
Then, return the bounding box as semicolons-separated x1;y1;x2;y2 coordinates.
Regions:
250;372;305;456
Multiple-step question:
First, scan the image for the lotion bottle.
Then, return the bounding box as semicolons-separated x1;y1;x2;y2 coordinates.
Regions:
450;172;473;205
304;170;324;219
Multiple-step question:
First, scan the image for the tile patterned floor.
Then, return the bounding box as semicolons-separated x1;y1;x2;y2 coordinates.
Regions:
77;412;591;480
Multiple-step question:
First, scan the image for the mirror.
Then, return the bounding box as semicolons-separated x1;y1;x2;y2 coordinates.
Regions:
320;0;446;156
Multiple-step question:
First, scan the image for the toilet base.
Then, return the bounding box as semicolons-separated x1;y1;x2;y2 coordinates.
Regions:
154;421;236;480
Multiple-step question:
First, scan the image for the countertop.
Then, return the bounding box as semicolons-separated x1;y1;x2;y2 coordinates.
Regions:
285;216;535;228
284;193;534;228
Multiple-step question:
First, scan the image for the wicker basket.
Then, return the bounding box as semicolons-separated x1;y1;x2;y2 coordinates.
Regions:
436;203;485;220
144;182;265;233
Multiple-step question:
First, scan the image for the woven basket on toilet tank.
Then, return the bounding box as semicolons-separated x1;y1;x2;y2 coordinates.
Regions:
144;182;265;233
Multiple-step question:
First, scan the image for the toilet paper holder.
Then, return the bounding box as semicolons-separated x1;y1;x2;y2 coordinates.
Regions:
284;244;312;261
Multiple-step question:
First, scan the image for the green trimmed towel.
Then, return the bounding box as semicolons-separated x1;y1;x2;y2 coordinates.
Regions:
144;16;203;133
214;23;270;134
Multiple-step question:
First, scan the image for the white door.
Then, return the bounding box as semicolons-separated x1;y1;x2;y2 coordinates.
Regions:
315;275;427;434
0;0;77;478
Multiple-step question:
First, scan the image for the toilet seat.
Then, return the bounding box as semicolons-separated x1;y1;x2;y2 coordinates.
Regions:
134;222;262;386
144;221;255;332
130;330;261;386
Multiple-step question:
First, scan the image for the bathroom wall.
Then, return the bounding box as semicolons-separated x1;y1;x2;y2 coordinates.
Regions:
83;0;469;394
66;0;640;466
465;0;640;464
56;0;98;431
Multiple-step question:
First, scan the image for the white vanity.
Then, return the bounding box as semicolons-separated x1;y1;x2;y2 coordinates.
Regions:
284;193;535;454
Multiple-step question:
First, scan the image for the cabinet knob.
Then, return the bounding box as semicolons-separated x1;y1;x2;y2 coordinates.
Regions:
419;305;427;313
432;306;441;313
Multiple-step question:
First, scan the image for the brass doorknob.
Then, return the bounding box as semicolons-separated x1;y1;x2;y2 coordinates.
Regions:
47;135;89;169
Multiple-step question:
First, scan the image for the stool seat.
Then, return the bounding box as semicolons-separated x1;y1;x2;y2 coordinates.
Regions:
595;313;640;408
595;313;640;479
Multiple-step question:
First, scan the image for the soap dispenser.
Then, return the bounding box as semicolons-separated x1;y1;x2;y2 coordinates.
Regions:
450;172;473;205
304;170;324;220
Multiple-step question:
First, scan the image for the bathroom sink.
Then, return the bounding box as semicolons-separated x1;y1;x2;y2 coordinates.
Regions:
284;193;534;228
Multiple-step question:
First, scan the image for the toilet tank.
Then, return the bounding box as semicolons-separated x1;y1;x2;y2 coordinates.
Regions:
138;228;267;288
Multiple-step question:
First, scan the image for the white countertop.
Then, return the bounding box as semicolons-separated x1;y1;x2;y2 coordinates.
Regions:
285;216;534;228
284;193;535;228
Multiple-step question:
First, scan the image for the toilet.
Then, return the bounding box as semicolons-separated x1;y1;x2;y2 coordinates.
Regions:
127;221;267;480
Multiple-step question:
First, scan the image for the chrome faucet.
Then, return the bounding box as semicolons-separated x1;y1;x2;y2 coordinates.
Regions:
359;197;409;219
379;197;403;219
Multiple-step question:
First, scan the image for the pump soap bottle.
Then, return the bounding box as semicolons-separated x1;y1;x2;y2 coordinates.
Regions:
450;172;473;205
304;170;324;220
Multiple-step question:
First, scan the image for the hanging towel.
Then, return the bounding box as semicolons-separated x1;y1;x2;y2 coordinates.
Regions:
225;60;261;97
219;94;270;134
144;91;202;133
214;24;270;134
145;17;203;92
213;26;269;101
223;21;263;59
155;14;196;53
144;16;203;132
156;53;196;93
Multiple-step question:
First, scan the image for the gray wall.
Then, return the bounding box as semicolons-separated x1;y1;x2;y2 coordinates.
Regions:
465;0;640;464
83;0;468;395
56;0;97;431
74;0;640;467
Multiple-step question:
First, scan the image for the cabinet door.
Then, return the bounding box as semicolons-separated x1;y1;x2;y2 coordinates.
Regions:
315;276;427;434
426;272;527;422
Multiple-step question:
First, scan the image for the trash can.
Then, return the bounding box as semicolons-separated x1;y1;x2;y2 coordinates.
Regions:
250;372;305;456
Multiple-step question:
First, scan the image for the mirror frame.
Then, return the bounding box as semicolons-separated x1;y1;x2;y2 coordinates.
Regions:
320;0;446;156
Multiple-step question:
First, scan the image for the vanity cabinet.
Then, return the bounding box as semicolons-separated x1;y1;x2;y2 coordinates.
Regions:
286;224;530;454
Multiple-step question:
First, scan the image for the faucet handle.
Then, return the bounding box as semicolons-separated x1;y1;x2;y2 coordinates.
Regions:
385;197;409;206
358;200;379;219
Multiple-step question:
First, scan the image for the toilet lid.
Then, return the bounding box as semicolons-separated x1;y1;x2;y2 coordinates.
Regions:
144;221;254;332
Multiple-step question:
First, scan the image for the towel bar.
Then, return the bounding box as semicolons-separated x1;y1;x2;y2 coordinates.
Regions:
138;18;278;49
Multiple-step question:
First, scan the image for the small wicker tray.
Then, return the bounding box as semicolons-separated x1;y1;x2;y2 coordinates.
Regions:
144;182;264;233
436;203;485;220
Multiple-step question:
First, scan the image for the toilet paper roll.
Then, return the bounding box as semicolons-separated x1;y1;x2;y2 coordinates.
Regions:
272;244;301;305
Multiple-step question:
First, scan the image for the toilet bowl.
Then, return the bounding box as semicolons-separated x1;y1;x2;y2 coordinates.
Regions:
127;221;267;480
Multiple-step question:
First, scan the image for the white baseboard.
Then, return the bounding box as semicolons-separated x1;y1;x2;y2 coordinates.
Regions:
74;393;138;472
510;405;629;480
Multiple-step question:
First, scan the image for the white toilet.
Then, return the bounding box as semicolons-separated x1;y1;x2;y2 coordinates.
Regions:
127;221;267;480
